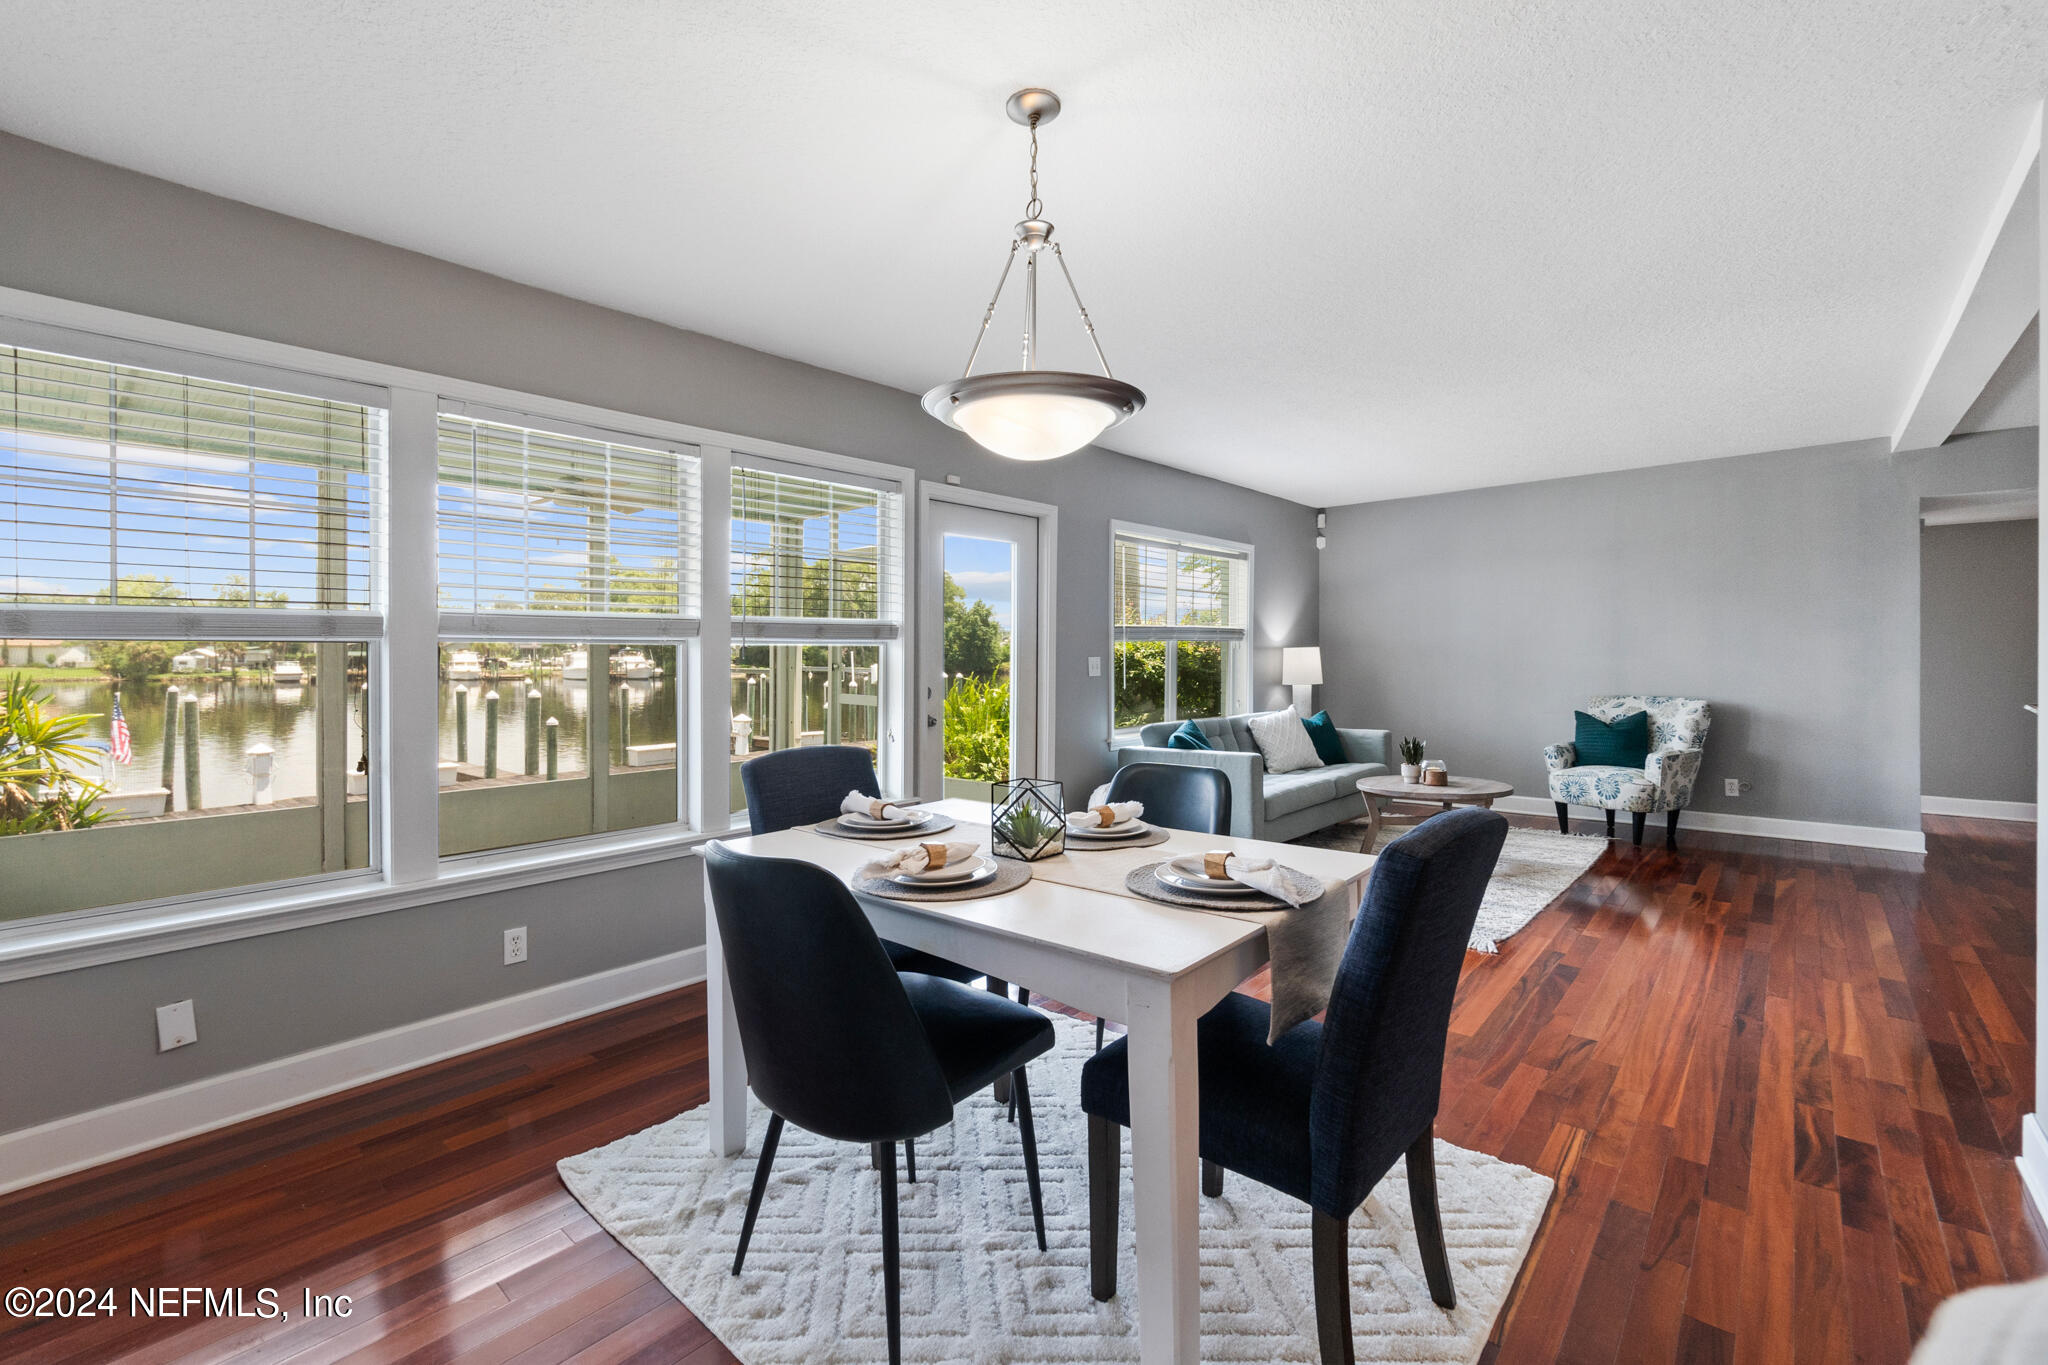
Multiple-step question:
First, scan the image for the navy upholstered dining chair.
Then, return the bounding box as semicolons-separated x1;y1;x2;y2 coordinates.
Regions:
704;843;1054;1365
1104;761;1232;840
740;745;981;987
1079;806;1506;1364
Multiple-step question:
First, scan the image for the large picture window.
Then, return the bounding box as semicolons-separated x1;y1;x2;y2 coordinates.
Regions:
435;409;698;855
1111;525;1251;734
0;338;384;919
728;460;902;817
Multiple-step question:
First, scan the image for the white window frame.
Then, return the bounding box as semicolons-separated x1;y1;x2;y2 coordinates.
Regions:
0;284;910;982
725;449;912;828
1108;520;1255;743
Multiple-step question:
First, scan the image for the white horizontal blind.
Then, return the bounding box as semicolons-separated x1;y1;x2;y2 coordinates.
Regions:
1113;530;1248;644
730;461;903;642
436;411;700;640
0;344;383;636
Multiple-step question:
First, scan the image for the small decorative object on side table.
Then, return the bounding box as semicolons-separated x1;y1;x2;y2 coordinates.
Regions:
991;777;1066;860
1398;735;1426;782
1421;760;1449;787
1356;772;1513;851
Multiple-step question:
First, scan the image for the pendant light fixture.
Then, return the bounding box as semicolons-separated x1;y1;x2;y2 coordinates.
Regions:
922;88;1145;461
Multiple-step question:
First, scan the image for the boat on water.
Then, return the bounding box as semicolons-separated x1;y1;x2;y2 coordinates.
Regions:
273;660;307;685
563;648;589;681
611;649;662;680
445;650;485;682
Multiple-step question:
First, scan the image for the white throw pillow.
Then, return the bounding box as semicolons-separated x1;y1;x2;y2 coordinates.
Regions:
1247;706;1324;774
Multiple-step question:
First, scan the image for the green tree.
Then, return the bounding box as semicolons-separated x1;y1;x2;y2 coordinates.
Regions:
92;641;176;683
93;574;184;606
214;575;293;609
942;573;1009;680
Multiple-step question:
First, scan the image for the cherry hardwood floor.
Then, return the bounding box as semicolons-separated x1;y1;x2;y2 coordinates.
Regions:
0;813;2039;1363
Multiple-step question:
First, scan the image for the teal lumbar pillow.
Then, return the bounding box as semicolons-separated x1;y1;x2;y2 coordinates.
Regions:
1166;719;1213;751
1574;709;1651;768
1302;709;1347;765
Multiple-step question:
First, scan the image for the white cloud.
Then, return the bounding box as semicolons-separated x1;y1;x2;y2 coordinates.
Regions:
947;569;1012;592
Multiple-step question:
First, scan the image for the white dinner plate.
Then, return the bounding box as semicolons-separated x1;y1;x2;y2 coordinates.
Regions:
1155;855;1263;896
840;809;930;831
1067;819;1151;841
892;855;997;888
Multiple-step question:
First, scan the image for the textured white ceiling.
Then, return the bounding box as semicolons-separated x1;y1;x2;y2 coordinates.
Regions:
0;1;2042;505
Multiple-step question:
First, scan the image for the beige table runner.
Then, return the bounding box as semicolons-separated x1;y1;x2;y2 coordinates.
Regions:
954;818;1366;1040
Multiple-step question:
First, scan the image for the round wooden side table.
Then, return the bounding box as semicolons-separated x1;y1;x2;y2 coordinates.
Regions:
1356;773;1515;851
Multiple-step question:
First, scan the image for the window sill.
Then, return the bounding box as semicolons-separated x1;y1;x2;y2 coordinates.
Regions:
0;825;716;984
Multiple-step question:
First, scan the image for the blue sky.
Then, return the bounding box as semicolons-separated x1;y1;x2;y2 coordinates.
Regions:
945;534;1014;630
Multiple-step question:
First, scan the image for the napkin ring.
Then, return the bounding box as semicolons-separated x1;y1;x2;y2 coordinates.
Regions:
1202;850;1232;879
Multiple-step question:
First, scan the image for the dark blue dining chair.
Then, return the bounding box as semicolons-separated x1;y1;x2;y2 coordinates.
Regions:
1079;806;1506;1364
1084;763;1235;1049
1104;761;1232;839
741;745;982;987
705;842;1054;1365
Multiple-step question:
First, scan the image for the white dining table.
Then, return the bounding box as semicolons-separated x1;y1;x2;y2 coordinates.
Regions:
702;798;1377;1365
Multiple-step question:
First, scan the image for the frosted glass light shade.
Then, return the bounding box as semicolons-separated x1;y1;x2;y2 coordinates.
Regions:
954;391;1117;461
922;371;1145;462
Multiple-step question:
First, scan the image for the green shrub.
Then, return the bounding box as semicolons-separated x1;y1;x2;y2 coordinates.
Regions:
943;674;1011;783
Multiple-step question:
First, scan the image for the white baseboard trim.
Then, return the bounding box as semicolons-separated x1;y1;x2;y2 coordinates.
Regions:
1920;795;2039;822
0;946;706;1197
1493;796;1927;853
2020;1115;2048;1229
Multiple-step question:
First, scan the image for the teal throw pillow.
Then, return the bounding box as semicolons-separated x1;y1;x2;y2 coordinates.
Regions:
1302;710;1347;765
1574;709;1651;768
1166;719;1213;751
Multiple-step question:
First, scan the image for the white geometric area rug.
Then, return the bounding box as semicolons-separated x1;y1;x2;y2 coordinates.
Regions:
1295;821;1608;954
559;1015;1554;1364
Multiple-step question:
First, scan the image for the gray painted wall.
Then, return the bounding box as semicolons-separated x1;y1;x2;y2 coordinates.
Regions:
1920;518;2038;804
1319;428;2039;832
0;132;1315;1132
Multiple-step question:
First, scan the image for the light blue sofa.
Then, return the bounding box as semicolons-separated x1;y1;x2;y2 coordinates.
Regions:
1115;714;1393;841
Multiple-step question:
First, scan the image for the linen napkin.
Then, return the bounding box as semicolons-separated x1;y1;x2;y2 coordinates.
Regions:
861;841;981;877
1200;851;1323;907
1066;800;1144;832
842;791;915;822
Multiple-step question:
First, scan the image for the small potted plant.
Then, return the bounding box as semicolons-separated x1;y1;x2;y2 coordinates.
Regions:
991;777;1066;860
1399;736;1426;783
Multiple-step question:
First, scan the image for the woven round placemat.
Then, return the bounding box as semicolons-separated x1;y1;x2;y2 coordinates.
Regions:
1062;826;1171;851
853;857;1033;902
1123;861;1286;910
812;814;958;842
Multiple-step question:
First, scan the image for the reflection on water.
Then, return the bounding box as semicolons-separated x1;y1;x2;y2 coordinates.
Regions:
40;673;674;808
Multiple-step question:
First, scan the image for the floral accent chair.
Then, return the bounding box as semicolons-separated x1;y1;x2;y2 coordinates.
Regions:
1543;695;1712;848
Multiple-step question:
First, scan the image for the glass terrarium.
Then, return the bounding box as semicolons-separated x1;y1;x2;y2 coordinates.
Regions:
991;777;1065;861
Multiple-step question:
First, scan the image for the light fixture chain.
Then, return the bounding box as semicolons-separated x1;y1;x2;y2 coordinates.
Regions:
1025;115;1042;219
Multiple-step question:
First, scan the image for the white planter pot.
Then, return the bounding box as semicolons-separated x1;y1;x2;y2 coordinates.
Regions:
1400;764;1422;782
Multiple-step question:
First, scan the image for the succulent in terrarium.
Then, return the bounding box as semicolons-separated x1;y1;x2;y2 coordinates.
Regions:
997;800;1059;850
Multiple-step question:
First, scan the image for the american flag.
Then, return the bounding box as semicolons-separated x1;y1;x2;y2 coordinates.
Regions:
110;693;133;766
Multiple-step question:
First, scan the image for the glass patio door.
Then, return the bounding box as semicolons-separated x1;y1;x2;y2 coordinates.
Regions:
918;499;1040;798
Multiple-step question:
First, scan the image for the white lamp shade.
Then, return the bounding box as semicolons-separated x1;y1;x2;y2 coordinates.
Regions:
952;390;1119;461
1282;646;1323;685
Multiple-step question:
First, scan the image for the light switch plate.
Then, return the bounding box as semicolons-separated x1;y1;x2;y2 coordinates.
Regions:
1088;656;1102;677
156;999;197;1052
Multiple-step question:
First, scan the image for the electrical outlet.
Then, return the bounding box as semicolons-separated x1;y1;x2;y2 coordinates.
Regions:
156;999;197;1052
504;927;528;965
1724;778;1744;797
1088;656;1102;677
